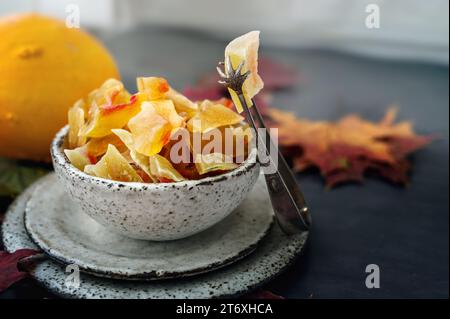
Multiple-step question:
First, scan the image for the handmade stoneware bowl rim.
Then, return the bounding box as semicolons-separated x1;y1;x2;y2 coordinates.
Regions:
51;125;259;189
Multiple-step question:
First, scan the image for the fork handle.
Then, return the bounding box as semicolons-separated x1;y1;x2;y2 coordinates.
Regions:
239;95;311;234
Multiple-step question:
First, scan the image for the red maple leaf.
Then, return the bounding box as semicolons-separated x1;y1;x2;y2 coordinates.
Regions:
269;107;435;187
0;249;40;292
244;290;285;299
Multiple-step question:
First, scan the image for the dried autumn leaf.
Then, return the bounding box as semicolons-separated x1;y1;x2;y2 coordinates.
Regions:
269;107;434;187
243;290;285;299
0;249;39;292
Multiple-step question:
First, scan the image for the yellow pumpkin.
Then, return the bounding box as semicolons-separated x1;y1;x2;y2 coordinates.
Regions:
0;13;120;161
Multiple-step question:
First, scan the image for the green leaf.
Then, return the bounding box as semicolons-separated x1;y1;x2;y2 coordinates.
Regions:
0;158;49;197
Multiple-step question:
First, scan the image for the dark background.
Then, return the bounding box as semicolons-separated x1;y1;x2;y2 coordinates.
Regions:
1;27;449;299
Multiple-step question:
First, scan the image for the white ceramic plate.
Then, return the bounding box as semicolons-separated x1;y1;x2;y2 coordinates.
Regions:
24;173;273;280
2;174;309;299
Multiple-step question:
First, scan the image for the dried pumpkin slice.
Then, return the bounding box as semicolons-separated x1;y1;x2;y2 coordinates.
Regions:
68;99;86;148
152;100;185;132
165;87;198;118
82;81;140;138
221;124;253;160
187;102;244;133
137;77;170;100
83;144;142;182
194;153;238;175
86;134;127;158
149;154;185;182
127;102;172;156
224;31;264;113
64;145;92;171
112;129;157;182
86;78;124;107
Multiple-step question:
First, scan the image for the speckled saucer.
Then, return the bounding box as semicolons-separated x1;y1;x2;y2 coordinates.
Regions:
24;173;273;280
2;174;309;299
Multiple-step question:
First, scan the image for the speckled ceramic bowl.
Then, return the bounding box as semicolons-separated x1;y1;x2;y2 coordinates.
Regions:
51;125;260;241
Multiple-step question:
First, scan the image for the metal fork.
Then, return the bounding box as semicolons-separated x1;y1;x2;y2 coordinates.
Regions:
217;57;311;234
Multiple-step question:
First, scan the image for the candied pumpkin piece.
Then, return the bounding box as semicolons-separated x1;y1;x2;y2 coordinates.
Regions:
165;87;198;118
149;154;185;182
187;102;244;133
137;77;170;100
128;102;172;156
68;99;86;148
194;153;238;175
83;144;142;182
86;134;127;158
221;124;253;160
64;145;91;171
224;31;264;113
112;129;157;182
81;79;140;138
152;100;185;132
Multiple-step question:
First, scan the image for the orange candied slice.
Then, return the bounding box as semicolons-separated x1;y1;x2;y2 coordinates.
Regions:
224;31;264;113
194;153;238;175
112;129;157;182
221;124;253;160
68;99;86;148
165;87;198;118
86;134;127;158
82;80;140;138
128;102;172;156
187;102;244;133
152;99;185;131
64;145;92;171
149;154;185;182
136;77;170;100
83;144;142;182
86;78;124;107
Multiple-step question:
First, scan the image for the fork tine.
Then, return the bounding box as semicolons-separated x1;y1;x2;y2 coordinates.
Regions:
216;66;227;78
235;60;245;75
225;55;234;75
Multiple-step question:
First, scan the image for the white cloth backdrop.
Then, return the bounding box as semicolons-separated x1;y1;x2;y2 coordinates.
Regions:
1;0;448;64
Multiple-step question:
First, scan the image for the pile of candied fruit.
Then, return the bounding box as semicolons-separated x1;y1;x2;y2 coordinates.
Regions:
64;77;253;183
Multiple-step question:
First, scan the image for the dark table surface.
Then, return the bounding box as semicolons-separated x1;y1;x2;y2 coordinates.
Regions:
1;27;448;299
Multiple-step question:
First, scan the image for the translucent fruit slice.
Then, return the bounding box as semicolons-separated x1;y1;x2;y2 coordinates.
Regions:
127;102;172;156
64;145;92;171
68;99;86;148
82;80;140;138
194;153;238;175
165;87;198;118
152;100;185;132
224;31;264;113
87;79;124;107
86;134;127;158
149;154;185;182
187;102;244;133
221;124;253;160
83;144;142;182
137;77;170;100
112;129;157;182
